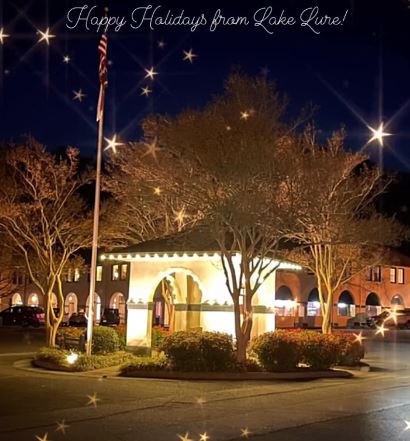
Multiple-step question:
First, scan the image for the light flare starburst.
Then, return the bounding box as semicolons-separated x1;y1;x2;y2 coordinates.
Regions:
0;28;9;44
37;27;56;45
104;135;123;153
367;122;391;147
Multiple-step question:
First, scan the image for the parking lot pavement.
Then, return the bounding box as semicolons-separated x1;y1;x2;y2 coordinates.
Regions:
0;326;45;355
1;328;410;441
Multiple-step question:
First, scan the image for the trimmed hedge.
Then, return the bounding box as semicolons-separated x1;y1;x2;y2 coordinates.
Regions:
92;326;120;354
161;330;236;371
34;347;135;372
120;355;169;374
250;330;300;371
250;330;365;371
151;326;171;350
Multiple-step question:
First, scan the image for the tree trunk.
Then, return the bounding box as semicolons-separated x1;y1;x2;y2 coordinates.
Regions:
321;294;333;334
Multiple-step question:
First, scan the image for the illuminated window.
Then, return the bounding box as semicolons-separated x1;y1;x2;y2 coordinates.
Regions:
112;264;120;281
373;266;381;282
397;268;405;284
338;291;355;317
74;268;80;282
96;266;103;282
274;286;295;316
390;268;396;283
365;267;372;281
307;288;321;316
120;264;128;281
67;268;73;282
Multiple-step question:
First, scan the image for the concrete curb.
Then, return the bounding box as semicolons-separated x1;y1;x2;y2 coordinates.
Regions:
120;369;353;381
15;358;357;381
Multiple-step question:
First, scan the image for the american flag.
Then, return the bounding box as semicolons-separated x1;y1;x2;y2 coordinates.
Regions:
96;34;108;122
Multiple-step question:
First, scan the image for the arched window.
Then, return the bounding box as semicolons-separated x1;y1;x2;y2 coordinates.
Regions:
391;294;404;308
274;285;295;316
338;291;355;317
110;292;126;324
65;293;78;316
86;293;102;322
366;292;381;317
28;293;39;307
307;288;321;316
11;293;23;306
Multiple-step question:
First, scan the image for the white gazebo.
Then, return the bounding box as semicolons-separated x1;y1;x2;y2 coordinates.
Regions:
100;234;301;352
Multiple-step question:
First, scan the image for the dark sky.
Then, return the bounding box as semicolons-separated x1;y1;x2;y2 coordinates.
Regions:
1;0;410;170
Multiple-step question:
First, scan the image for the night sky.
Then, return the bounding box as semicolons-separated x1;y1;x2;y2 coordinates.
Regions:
1;0;410;170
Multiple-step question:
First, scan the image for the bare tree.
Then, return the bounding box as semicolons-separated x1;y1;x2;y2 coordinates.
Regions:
284;128;406;333
109;73;302;362
0;139;95;346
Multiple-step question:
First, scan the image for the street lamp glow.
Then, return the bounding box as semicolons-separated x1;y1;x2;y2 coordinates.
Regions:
368;122;391;147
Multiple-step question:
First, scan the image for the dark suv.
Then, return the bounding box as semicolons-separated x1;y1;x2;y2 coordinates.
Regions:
101;308;120;326
0;306;45;327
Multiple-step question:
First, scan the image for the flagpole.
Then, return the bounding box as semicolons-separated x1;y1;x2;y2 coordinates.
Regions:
86;90;104;355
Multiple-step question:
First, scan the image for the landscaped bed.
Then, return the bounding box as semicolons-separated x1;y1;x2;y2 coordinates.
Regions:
119;329;364;379
33;347;135;372
32;328;365;377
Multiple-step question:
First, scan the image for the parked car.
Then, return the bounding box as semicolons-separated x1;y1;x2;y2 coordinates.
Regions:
0;306;45;327
68;312;88;327
346;313;376;329
100;308;120;326
374;309;410;329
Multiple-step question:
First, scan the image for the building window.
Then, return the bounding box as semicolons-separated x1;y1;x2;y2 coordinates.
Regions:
74;268;80;282
373;266;381;282
120;264;128;281
67;268;73;282
112;264;120;281
397;268;405;284
366;267;372;281
274;300;295;316
96;266;103;282
390;268;397;283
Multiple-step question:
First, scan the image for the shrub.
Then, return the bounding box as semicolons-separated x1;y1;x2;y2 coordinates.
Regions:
92;326;120;354
34;347;135;371
151;326;171;350
250;330;365;372
112;325;127;350
120;355;169;375
75;351;135;371
250;331;300;371
161;330;235;371
35;347;70;366
299;332;340;370
334;333;365;366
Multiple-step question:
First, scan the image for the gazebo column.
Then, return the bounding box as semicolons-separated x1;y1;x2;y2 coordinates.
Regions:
174;273;188;330
126;301;152;354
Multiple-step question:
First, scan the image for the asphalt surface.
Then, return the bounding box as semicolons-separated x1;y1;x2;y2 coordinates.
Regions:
1;327;410;441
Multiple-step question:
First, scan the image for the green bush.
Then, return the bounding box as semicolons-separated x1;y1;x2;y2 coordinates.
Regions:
35;347;70;366
334;333;365;366
35;347;135;371
250;330;300;371
299;332;340;370
92;326;120;354
120;355;169;375
250;330;365;371
75;351;135;371
151;326;171;350
112;325;127;350
161;330;235;371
